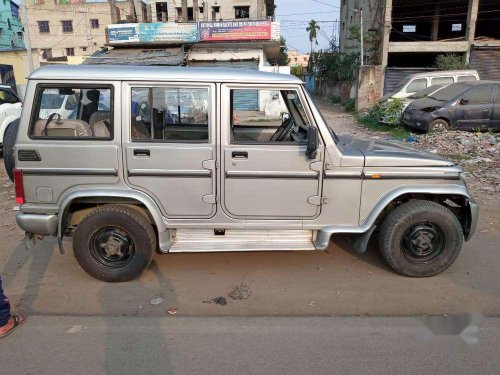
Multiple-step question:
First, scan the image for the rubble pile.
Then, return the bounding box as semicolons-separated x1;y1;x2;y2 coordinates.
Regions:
405;131;500;195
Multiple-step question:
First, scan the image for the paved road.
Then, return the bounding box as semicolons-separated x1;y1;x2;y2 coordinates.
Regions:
2;316;499;375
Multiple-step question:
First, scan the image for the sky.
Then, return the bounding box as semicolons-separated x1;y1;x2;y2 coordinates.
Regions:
275;0;341;54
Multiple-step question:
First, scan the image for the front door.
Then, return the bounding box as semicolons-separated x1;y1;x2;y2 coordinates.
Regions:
123;82;216;218
455;85;494;130
220;84;324;219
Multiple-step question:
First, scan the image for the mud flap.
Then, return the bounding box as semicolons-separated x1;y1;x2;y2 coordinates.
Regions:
352;225;377;254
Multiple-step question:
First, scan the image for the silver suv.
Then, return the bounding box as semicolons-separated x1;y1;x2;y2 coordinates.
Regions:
11;65;478;281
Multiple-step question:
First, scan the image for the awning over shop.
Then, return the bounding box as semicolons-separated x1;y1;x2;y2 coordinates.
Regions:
83;47;187;66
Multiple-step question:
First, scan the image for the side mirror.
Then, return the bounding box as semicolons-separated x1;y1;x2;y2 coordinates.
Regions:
306;126;318;159
460;98;469;105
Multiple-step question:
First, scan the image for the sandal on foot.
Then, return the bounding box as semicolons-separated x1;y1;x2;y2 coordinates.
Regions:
0;315;26;339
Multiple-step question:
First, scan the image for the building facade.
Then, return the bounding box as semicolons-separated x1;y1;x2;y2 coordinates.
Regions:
150;0;274;23
0;0;24;49
287;50;309;68
26;0;148;63
339;0;500;93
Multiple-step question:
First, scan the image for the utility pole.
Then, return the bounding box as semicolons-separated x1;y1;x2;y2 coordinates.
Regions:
19;0;34;74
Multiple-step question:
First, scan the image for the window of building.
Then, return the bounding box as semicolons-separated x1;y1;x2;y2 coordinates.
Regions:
66;47;74;56
7;18;11;30
462;86;493;104
38;21;50;33
176;7;194;21
30;86;113;140
212;6;220;20
81;46;87;52
156;2;168;21
17;31;23;39
61;20;73;33
41;48;52;59
199;6;203;13
230;89;311;144
0;29;3;38
131;87;209;142
406;79;427;93
90;19;99;29
235;6;250;19
431;77;454;86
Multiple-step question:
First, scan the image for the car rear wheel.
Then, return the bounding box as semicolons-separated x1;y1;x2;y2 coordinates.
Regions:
378;200;463;277
429;119;450;133
73;205;156;282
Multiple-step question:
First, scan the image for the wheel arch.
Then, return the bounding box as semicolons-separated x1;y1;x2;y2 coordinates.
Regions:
57;189;166;241
316;184;476;250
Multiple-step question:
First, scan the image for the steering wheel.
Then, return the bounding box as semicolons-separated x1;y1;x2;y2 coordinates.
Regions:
270;117;294;142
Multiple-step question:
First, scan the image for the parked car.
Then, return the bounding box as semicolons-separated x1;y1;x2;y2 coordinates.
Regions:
379;84;448;124
0;84;22;153
381;70;479;102
402;81;500;132
10;65;478;281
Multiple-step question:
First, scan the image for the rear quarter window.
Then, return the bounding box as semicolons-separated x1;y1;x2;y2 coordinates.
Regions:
30;85;113;140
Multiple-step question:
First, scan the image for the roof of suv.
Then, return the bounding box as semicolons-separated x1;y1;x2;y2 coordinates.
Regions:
29;65;302;84
406;70;479;79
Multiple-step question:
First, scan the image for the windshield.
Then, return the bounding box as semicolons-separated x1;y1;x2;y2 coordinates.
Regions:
392;77;411;94
429;83;470;101
408;84;445;99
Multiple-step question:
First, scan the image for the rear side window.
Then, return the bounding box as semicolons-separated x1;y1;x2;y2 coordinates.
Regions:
431;77;453;86
406;79;427;93
131;87;209;142
30;85;113;139
457;75;477;82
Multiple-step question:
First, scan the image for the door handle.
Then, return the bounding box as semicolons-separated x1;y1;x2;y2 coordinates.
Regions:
232;151;248;159
134;149;150;157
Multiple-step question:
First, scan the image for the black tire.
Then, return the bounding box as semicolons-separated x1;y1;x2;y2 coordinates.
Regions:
378;200;463;277
429;118;450;133
73;205;156;282
3;119;19;182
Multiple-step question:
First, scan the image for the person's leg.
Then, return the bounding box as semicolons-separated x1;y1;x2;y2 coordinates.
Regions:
0;276;11;328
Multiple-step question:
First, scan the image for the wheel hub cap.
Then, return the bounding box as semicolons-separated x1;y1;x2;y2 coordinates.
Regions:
401;222;445;264
91;227;135;268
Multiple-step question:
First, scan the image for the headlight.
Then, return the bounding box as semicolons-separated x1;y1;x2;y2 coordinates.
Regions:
421;106;441;113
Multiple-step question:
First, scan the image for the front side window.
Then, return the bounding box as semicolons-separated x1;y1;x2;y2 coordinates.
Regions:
131;87;209;142
230;88;311;144
0;88;20;104
406;79;427;93
462;86;493;104
30;86;112;139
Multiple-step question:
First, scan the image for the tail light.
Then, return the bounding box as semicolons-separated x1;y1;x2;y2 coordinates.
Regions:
13;168;24;205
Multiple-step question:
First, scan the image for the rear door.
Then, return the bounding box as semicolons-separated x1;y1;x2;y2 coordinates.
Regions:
123;82;216;218
220;84;324;219
455;85;494;130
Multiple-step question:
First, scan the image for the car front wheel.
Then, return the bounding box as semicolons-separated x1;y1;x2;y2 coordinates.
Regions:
429;119;450;132
378;200;463;277
73;205;156;282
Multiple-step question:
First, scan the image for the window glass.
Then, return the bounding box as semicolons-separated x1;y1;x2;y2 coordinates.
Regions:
230;89;311;143
406;79;427;93
462;86;493;104
30;86;112;139
431;77;453;86
131;87;209;142
457;75;477;82
0;89;20;104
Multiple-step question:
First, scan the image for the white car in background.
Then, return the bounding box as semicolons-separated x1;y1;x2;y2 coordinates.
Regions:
0;85;22;152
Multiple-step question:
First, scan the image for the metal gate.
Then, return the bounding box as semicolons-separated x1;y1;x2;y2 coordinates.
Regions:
470;47;500;81
189;59;259;110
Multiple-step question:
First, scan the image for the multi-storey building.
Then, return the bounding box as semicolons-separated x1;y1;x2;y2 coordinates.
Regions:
0;0;24;49
26;0;148;63
339;0;499;93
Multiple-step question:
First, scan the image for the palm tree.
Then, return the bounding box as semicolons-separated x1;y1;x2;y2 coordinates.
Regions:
306;20;320;56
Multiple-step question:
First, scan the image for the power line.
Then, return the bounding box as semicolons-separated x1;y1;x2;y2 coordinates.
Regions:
311;0;340;9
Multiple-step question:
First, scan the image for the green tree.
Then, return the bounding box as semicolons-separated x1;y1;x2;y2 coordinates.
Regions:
306;20;320;56
277;36;290;66
434;53;469;70
290;65;303;79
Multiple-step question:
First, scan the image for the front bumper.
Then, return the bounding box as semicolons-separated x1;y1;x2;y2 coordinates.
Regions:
401;109;433;131
16;212;58;236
